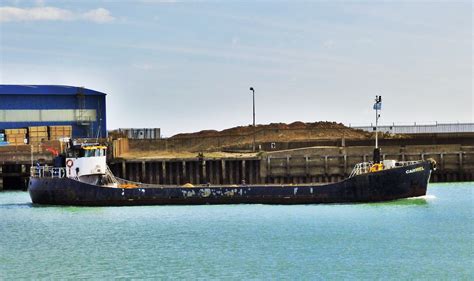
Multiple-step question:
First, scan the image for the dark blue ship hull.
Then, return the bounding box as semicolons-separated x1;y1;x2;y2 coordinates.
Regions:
28;162;432;206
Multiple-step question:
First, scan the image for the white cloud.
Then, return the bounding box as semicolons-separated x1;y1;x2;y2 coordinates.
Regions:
0;6;73;22
0;6;115;23
82;8;114;23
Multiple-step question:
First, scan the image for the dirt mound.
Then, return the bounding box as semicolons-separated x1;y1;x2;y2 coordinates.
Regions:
171;121;367;140
172;129;220;138
125;121;374;157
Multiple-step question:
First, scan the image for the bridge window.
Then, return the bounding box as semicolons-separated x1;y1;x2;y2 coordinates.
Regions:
81;147;106;157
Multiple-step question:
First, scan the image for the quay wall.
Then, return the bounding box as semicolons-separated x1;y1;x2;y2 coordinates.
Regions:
0;144;56;190
1;142;473;191
108;144;474;186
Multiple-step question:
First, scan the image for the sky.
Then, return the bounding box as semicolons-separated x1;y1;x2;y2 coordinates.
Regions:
0;0;472;137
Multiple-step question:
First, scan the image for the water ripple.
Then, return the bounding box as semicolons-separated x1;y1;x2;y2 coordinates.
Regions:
0;184;472;279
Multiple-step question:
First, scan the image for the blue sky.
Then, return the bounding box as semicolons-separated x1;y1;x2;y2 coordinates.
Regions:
1;0;472;136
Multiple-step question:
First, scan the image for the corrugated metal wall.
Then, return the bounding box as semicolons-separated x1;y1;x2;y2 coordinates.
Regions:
353;123;474;134
0;109;97;122
0;94;106;138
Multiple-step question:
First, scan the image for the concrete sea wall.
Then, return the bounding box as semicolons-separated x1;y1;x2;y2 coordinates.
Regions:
108;144;474;186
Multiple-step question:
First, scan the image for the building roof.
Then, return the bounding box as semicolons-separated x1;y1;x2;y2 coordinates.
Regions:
0;85;106;96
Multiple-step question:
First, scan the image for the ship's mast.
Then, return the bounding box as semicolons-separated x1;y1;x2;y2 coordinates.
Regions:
373;95;382;163
375;95;381;148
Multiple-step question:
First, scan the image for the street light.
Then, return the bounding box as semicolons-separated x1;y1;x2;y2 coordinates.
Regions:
250;87;256;152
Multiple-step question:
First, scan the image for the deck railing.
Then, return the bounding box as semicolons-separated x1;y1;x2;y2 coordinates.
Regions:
30;166;66;178
349;162;373;178
395;161;422;167
349;160;424;178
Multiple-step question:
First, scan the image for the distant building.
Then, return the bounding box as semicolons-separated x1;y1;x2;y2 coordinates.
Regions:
116;128;161;139
0;85;107;138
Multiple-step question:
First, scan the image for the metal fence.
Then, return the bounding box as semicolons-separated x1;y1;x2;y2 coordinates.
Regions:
352;122;474;134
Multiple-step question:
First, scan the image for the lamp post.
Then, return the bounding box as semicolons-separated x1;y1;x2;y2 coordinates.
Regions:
250;87;256;152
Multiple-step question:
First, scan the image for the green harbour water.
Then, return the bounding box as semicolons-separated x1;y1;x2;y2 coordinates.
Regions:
1;183;473;280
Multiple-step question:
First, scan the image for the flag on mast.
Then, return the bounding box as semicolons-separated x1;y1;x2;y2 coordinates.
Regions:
373;102;381;110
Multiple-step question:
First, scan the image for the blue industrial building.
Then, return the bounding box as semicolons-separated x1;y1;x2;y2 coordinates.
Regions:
0;85;107;138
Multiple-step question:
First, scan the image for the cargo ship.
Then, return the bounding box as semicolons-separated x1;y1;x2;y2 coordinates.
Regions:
28;96;436;206
28;140;436;206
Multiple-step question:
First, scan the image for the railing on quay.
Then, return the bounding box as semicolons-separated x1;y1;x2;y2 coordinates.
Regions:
350;122;474;134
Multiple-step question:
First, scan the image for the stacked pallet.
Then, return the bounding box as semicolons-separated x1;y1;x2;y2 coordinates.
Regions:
28;126;48;145
5;128;27;145
49;125;72;140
